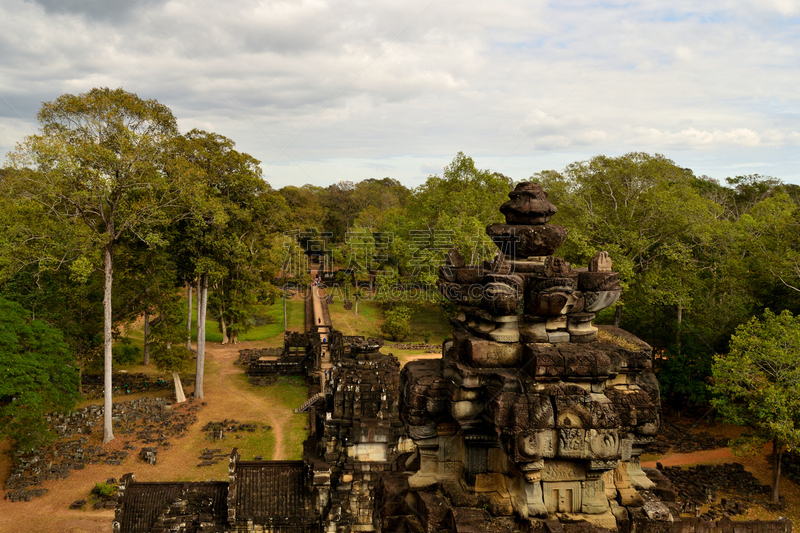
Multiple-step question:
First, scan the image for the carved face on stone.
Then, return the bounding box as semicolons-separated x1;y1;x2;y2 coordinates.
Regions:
516;430;554;461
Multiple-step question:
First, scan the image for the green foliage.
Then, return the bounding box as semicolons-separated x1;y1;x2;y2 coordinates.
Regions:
113;337;141;365
535;153;718;302
0;297;80;451
711;309;800;446
91;482;117;498
656;344;712;410
711;309;800;500
392;153;511;286
150;295;195;374
0;265;104;368
6;87;195;442
381;304;412;341
172;129;290;343
321;178;411;241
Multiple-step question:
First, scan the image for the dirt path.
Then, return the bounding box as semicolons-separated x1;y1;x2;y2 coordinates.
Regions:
199;341;286;460
642;446;758;469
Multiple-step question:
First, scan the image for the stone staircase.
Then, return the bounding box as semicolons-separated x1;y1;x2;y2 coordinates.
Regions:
294;392;324;414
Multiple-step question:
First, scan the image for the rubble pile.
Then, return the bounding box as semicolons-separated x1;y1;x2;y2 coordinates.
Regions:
4;397;201;502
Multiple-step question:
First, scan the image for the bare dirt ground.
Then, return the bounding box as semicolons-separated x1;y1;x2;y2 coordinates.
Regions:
0;340;298;533
643;421;800;523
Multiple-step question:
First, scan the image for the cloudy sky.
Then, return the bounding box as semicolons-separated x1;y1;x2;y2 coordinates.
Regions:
2;0;800;189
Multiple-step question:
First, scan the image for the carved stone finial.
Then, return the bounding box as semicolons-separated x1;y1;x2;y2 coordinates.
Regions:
589;251;612;273
500;182;558;225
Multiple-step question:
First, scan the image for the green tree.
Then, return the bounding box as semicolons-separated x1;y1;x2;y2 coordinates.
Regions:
711;309;800;503
149;294;195;403
0;297;80;451
172;130;289;396
353;178;411;230
534;154;722;336
739;193;800;303
532;154;737;407
381;304;412;341
7;88;189;443
382;153;511;292
279;185;325;233
1;264;104;380
535;153;719;322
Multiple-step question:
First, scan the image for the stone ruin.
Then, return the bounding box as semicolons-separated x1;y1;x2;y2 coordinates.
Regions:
243;332;314;380
377;183;665;532
5;397;200;503
113;183;793;533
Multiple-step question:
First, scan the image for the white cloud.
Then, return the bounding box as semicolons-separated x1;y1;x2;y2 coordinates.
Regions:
1;0;800;186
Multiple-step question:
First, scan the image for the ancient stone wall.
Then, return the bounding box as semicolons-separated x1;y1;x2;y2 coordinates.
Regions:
81;372;195;399
244;331;314;380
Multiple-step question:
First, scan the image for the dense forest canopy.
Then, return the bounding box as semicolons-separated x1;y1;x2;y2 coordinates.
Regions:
2;88;800;447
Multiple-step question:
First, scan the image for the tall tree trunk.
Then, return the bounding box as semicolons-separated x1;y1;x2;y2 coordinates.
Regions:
772;441;783;504
283;285;287;332
220;314;228;345
186;281;193;351
676;301;683;349
143;309;150;365
195;272;208;399
354;298;358;317
614;305;622;328
173;371;186;403
103;242;115;444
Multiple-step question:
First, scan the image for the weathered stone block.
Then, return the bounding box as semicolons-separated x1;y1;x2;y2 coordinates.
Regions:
581;479;609;514
583;290;621;313
557;429;586;458
543;481;582;513
542;460;585;482
520;321;549;343
548;331;570;344
487;447;509;473
578;271;620;291
465;337;523;367
450;507;491;533
515;430;556;462
474;472;506;493
486;224;568;258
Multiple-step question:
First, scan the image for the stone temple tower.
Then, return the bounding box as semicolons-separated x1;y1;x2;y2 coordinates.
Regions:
395;182;667;531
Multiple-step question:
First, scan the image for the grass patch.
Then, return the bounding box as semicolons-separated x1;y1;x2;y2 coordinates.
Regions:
328;299;385;338
327;294;451;343
185;298;306;343
407;304;451;343
115;295;306;362
231;374;309;460
597;329;640;350
174;421;277;482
